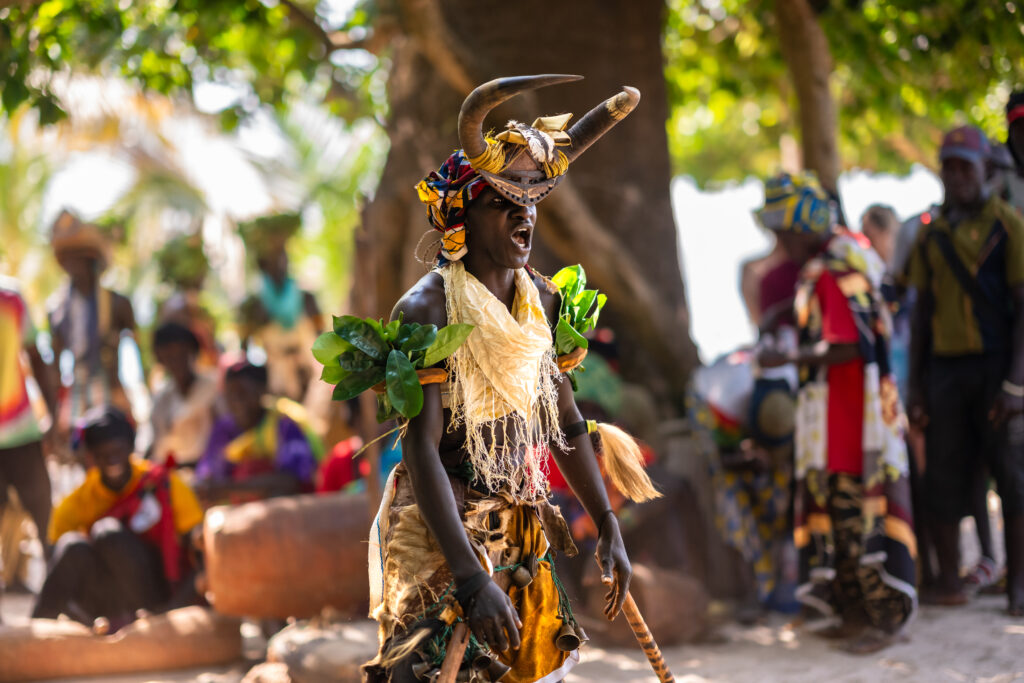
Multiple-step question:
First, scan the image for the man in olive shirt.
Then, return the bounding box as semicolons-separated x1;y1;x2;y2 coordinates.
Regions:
908;126;1024;616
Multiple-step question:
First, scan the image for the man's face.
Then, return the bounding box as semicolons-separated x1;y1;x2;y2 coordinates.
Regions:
941;156;986;207
464;187;537;270
89;438;133;491
154;341;195;389
1009;120;1024;168
225;376;265;431
258;250;289;286
776;230;822;266
861;218;893;263
56;248;101;283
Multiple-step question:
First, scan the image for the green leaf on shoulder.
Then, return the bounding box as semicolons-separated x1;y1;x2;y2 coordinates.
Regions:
552;265;584;297
333;314;362;335
337;350;374;372
422;323;474;368
376;393;396;423
320;362;347;384
385;349;424;419
401;324;438;355
312;331;350;365
366;317;387;342
395;323;416;349
336;317;389;360
332;366;386;401
556;317;589;355
383;317;402;342
572;289;597;328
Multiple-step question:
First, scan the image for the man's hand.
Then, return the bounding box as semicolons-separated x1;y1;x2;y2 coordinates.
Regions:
990;389;1024;426
595;514;631;620
466;580;521;652
906;390;929;430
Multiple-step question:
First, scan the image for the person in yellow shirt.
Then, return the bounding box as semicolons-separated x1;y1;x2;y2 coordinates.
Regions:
33;407;203;630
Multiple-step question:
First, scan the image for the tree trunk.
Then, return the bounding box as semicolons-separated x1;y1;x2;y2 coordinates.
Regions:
774;0;839;195
359;0;699;407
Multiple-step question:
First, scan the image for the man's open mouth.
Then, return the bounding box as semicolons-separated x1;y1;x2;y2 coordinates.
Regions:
511;225;532;250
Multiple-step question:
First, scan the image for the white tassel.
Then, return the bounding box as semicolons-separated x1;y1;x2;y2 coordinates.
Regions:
594;422;661;503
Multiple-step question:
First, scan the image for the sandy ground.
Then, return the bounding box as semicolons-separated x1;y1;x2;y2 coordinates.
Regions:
4;591;1024;683
3;497;1017;682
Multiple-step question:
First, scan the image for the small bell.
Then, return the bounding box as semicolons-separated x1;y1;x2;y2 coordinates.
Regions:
472;651;494;671
555;621;583;651
485;659;512;681
510;566;533;587
411;662;439;681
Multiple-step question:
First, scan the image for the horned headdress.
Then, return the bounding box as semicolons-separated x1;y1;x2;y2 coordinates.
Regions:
417;75;641;260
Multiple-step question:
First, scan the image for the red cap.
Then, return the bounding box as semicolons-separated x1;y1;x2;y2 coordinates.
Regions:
940;126;990;164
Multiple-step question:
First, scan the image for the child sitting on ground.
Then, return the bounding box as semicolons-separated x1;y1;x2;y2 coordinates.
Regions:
34;407;203;630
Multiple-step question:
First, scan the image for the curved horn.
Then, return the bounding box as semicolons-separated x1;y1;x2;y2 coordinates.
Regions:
458;74;583;160
563;86;641;163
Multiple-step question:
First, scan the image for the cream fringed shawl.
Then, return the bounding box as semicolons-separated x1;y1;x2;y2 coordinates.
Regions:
438;261;565;500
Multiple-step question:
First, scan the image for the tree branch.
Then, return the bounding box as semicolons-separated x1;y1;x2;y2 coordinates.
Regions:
774;0;839;194
0;0;47;9
328;16;400;55
542;179;699;396
397;0;476;96
279;0;335;53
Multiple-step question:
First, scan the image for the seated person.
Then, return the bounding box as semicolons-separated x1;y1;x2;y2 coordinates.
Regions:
33;407;203;629
149;322;220;468
194;361;321;505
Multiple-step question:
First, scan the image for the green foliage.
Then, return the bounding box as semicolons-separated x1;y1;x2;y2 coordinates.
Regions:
385;349;423;419
0;120;53;309
237;212;302;251
333;314;390;360
552;265;606;355
551;264;606;389
422;323;474;368
154;233;208;289
5;0;1022;190
0;0;386;126
664;0;1024;184
314;316;473;421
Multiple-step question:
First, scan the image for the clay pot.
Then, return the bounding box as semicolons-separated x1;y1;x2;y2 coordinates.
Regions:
0;607;241;682
203;492;371;619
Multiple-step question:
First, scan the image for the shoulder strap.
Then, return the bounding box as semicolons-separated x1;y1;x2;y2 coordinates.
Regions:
927;228;1010;339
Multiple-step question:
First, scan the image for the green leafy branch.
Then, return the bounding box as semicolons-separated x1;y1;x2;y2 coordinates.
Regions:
551;264;606;389
313;314;473;422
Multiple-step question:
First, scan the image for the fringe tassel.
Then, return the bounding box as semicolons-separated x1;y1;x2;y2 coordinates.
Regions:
378;626;434;669
594;422;661;503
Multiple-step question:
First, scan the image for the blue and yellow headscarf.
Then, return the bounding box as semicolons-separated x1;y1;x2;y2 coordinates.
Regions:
415;150;491;261
756;172;835;235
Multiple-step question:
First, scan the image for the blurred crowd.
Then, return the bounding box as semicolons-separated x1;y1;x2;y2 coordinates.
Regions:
0;208;378;630
697;91;1024;654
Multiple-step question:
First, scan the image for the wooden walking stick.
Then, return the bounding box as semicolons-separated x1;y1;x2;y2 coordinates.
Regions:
603;576;675;683
438;622;471;683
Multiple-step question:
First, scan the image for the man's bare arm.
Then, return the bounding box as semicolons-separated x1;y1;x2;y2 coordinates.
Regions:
990;284;1024;424
539;278;632;618
25;340;56;423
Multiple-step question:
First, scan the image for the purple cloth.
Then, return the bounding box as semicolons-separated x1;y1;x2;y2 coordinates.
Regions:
195;414;316;485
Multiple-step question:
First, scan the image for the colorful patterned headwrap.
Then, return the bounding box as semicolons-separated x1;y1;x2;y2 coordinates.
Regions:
415;149;491;261
756;171;835;235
